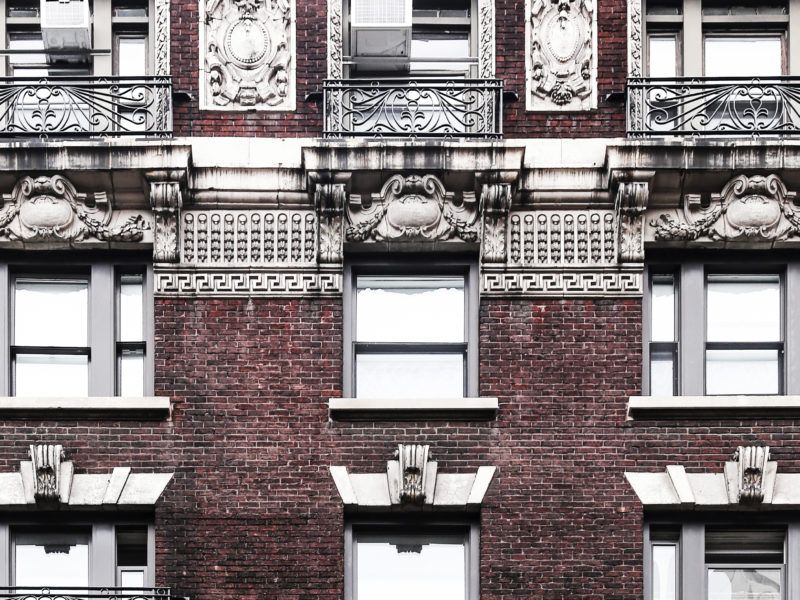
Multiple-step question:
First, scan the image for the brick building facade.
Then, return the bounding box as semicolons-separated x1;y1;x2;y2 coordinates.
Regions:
0;0;797;599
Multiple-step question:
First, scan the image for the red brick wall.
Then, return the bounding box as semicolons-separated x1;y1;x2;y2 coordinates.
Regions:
171;0;628;138
3;295;799;596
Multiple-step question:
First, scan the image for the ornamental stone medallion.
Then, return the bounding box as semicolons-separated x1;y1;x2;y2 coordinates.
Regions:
526;0;597;111
202;0;295;110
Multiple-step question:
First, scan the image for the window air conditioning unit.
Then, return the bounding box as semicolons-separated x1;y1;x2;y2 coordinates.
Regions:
41;0;91;52
351;0;412;72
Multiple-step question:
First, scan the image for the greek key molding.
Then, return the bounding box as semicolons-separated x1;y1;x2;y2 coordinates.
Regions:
155;268;342;296
201;0;296;110
509;210;617;267
482;269;643;297
326;0;495;78
181;209;317;266
526;0;597;111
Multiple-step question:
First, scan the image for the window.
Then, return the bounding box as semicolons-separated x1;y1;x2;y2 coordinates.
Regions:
346;520;479;600
345;262;478;399
644;260;800;396
1;0;153;77
646;523;792;600
5;522;153;589
0;258;153;397
643;0;793;77
346;0;477;77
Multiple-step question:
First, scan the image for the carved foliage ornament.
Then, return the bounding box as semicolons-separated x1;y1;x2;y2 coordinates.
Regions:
616;180;649;263
735;445;770;504
481;183;513;263
527;0;596;111
346;175;479;244
203;0;294;110
315;182;346;264
31;444;63;502
0;175;148;244
397;444;430;505
651;174;800;243
150;178;183;263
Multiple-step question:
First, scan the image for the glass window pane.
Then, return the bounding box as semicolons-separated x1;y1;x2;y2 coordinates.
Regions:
707;276;780;342
410;31;470;73
356;537;465;600
117;526;148;567
649;36;678;77
650;352;675;396
120;274;145;341
646;0;682;15
8;34;48;77
356;353;464;398
119;349;145;397
653;544;677;600
651;276;675;341
704;37;783;77
116;36;148;76
15;279;88;346
706;349;779;395
15;354;89;397
707;568;781;600
356;276;465;343
119;570;146;587
15;536;89;587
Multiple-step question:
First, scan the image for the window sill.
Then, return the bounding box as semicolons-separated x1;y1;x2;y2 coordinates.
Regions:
0;397;171;419
627;395;800;419
328;397;498;420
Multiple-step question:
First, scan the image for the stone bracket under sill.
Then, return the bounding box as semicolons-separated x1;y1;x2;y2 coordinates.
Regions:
627;396;800;420
329;398;498;420
0;397;172;419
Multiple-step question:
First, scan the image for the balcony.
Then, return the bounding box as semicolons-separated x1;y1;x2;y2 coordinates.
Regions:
323;78;503;139
0;589;182;600
627;76;800;137
0;76;172;138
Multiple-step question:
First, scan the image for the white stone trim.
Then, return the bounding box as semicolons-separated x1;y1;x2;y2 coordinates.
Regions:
0;397;171;416
155;268;342;296
328;397;498;416
628;0;643;78
482;269;643;297
155;0;170;76
627;396;800;419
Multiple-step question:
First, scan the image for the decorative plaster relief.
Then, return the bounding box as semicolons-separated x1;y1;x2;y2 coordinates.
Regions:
155;269;342;296
526;0;597;111
147;172;184;263
202;0;295;110
30;444;63;502
649;174;800;243
396;444;430;505
315;183;346;264
616;180;649;263
481;183;513;264
736;446;770;504
508;210;617;267
182;209;317;265
0;175;149;244
346;175;479;244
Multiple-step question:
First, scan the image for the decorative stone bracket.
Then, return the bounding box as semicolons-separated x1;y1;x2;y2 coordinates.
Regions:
147;170;185;263
329;444;496;509
0;443;173;507
613;171;653;263
480;182;513;264
312;174;349;264
625;445;787;508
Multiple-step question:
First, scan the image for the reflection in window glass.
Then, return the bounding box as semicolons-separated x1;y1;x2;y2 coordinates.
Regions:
707;568;781;600
706;349;779;395
120;274;144;342
15;354;89;397
15;279;88;346
653;544;677;600
651;276;675;342
707;276;780;342
650;351;675;396
410;31;470;74
356;353;464;398
120;349;145;396
15;535;89;587
704;37;783;77
116;36;148;76
356;537;465;600
649;36;678;78
356;276;464;343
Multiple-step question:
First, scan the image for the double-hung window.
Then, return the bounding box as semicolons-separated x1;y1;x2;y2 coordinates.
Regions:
0;258;153;398
346;263;477;399
645;260;797;396
346;520;478;600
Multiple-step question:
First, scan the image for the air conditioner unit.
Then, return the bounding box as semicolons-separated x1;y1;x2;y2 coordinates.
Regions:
41;0;91;52
351;0;412;72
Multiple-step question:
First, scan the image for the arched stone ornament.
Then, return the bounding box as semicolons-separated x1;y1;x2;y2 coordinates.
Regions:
201;0;296;111
526;0;597;111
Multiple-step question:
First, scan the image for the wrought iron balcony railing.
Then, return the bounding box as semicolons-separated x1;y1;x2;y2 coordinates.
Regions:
323;78;503;139
0;76;172;138
628;76;800;137
0;588;181;600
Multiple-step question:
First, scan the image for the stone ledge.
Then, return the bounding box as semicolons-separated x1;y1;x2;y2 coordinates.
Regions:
329;397;498;421
627;396;800;420
0;397;171;419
